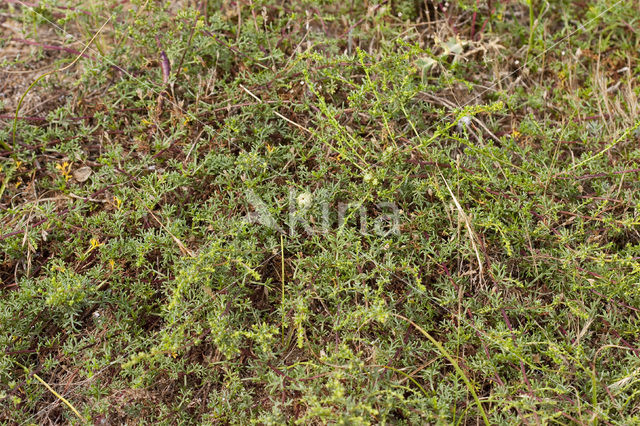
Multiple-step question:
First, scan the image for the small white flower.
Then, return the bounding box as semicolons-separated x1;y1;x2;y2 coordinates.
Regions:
297;192;313;209
363;172;379;186
457;115;472;132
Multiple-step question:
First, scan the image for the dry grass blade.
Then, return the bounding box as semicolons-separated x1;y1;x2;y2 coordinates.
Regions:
440;173;484;279
14;361;85;422
393;313;490;426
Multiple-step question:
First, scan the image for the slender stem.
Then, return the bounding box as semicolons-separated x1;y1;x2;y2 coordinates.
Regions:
393;313;490;426
281;234;286;346
525;0;535;64
14;361;85;422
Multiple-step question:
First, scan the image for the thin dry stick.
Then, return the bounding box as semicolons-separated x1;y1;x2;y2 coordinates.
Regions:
419;91;501;144
281;234;286;345
67;192;106;203
440;173;483;278
239;84;312;134
143;204;195;258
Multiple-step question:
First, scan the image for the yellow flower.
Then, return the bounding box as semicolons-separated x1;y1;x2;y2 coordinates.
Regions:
87;238;103;254
56;162;72;181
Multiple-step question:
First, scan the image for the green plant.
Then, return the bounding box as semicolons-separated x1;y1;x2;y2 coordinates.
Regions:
1;0;640;423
